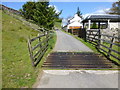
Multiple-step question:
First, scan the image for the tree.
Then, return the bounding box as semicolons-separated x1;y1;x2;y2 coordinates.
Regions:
106;1;120;15
21;2;36;20
76;7;82;18
20;1;62;29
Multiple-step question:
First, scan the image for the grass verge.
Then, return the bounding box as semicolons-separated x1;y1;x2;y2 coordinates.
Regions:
54;22;61;29
98;42;120;65
0;10;2;90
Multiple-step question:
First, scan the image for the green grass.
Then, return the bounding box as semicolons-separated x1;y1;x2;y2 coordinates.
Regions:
54;22;61;29
2;10;57;88
99;42;120;64
0;10;2;90
3;9;41;31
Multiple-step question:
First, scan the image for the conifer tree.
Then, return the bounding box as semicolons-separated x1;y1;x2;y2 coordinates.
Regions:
20;1;62;29
76;7;82;18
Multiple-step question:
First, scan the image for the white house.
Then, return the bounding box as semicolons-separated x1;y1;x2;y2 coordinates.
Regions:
67;14;83;29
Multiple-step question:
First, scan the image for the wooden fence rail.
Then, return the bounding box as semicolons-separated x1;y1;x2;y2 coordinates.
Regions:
86;29;120;63
28;31;51;67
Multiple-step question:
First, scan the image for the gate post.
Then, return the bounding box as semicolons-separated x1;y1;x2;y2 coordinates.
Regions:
28;37;35;67
107;34;115;58
38;33;42;50
84;28;87;42
97;29;101;49
46;30;49;47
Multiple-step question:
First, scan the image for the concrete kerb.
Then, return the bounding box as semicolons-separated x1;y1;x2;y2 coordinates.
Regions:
43;70;119;75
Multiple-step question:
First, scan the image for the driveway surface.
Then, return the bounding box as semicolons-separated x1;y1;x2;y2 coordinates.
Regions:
36;70;118;88
53;30;93;52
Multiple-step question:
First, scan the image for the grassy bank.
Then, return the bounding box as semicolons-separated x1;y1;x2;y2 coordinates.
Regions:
0;10;2;89
2;10;56;88
54;22;61;29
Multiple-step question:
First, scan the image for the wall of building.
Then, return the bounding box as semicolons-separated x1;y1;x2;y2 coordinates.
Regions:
67;14;83;30
109;22;120;29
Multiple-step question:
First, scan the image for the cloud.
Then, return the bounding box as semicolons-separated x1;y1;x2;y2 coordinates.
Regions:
62;16;73;26
48;5;60;13
93;8;110;14
83;8;110;19
62;18;68;26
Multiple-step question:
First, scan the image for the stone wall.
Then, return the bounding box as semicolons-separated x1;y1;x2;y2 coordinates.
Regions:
101;28;119;42
1;4;21;15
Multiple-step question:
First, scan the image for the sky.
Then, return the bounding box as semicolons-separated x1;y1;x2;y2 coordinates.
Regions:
50;2;113;18
2;1;116;25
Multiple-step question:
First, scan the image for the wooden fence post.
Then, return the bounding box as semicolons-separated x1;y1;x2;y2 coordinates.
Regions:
46;31;49;47
107;34;115;58
72;29;73;34
86;30;89;42
97;29;101;49
84;28;87;42
38;33;42;49
28;37;35;67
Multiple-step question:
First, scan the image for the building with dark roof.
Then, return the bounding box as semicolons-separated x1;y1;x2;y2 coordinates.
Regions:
82;14;120;29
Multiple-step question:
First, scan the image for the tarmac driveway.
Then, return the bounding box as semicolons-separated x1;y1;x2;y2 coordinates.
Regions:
53;30;93;52
36;70;118;88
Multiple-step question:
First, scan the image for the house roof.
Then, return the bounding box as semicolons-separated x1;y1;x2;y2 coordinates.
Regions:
82;14;120;22
69;14;82;23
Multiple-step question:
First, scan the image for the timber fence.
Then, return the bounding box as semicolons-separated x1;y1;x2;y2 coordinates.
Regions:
28;30;53;67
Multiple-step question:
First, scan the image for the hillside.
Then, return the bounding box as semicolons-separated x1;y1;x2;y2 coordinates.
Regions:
0;10;2;89
2;10;42;88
